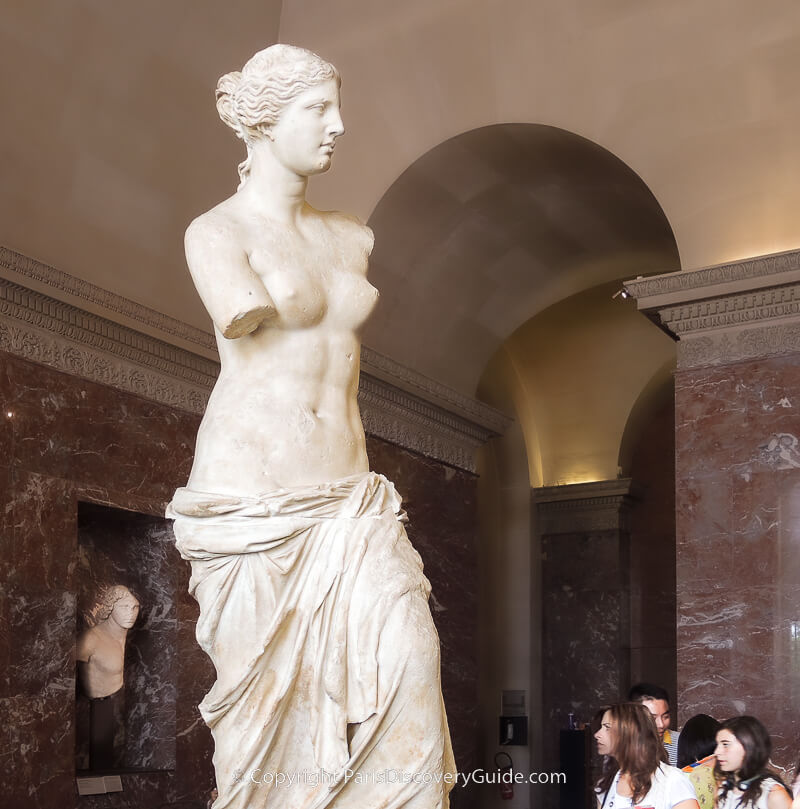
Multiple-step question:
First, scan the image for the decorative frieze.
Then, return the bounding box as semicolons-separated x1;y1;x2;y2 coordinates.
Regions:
0;280;216;414
624;248;800;369
0;246;215;352
0;249;509;472
533;479;636;534
624;248;800;303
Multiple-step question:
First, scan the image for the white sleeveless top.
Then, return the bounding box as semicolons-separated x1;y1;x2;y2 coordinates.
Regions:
598;764;697;808
717;777;786;809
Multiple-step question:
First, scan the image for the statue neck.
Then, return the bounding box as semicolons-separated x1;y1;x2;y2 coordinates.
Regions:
241;144;309;225
98;616;128;643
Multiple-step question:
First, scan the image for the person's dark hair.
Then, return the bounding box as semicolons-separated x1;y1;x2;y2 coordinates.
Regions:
677;713;720;768
628;682;671;705
596;703;667;804
715;716;792;808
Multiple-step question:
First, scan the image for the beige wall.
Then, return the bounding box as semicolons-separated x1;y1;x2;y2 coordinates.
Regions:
284;0;800;273
477;364;536;808
485;282;676;488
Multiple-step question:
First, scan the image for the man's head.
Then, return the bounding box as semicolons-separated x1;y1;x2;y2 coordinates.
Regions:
628;682;671;739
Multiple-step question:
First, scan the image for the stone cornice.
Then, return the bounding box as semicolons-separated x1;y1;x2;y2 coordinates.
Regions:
623;248;800;369
0;245;216;353
624;248;800;306
358;374;494;473
360;345;510;436
0;279;217;414
533;478;636;534
0;250;509;472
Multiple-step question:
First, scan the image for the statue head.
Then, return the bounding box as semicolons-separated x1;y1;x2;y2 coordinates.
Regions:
215;44;341;187
85;584;140;629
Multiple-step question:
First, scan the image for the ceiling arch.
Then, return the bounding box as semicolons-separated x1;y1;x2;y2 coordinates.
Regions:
363;123;680;396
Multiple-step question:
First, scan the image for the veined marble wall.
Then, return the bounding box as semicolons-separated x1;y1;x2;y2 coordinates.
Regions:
534;479;636;809
628;395;677;698
75;504;178;773
0;349;215;809
0;252;498;807
675;356;800;766
627;248;800;771
367;438;479;807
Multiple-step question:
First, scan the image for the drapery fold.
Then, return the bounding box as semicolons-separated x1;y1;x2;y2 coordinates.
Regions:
168;472;455;809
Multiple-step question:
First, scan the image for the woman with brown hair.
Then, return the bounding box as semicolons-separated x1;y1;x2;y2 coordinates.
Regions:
714;716;792;809
595;702;700;809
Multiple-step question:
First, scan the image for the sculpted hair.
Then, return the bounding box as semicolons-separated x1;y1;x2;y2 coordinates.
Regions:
715;716;792;808
215;44;340;188
597;703;667;804
677;713;720;768
85;584;138;626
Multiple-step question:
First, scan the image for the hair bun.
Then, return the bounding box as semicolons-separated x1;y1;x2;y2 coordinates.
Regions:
216;71;244;136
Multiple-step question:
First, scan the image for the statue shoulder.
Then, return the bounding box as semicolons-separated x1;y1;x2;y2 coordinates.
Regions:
183;203;277;338
184;205;241;258
76;626;97;662
322;210;374;258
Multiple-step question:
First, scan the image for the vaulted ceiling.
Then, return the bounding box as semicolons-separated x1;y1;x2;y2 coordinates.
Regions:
364;123;678;392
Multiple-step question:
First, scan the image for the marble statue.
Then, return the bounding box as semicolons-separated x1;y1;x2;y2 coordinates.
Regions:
167;44;455;809
76;584;140;699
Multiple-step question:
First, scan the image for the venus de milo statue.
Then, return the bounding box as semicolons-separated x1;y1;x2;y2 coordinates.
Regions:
167;44;455;809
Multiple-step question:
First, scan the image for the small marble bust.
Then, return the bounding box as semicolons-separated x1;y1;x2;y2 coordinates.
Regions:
76;585;140;699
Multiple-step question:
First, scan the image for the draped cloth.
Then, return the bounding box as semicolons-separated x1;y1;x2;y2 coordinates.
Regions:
168;472;455;809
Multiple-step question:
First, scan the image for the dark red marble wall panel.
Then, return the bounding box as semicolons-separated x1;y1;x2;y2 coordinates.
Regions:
0;350;478;808
629;396;677;702
366;437;479;808
676;355;800;767
541;529;631;755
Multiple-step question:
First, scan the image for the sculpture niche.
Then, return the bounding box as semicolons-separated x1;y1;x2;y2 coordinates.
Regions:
167;44;455;809
76;584;140;770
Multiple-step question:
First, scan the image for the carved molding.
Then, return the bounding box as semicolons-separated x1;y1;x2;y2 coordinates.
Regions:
0;245;215;351
0;280;215;414
533;479;636;534
624;248;800;369
676;321;800;370
360;346;510;435
0;263;509;472
658;285;800;335
358;375;491;472
624;248;800;302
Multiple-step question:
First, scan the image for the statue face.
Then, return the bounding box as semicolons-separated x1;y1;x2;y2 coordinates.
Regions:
110;592;140;629
267;79;344;176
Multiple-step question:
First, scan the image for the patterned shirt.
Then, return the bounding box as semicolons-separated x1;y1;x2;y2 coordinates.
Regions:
663;728;680;767
682;755;717;809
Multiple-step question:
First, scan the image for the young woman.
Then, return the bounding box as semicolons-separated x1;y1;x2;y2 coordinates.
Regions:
595;702;700;808
714;716;792;809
